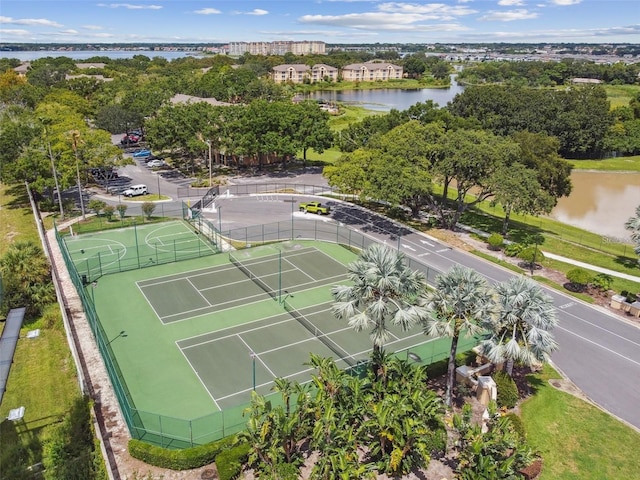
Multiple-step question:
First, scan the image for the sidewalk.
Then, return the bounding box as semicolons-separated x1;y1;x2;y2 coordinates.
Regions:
542;251;640;283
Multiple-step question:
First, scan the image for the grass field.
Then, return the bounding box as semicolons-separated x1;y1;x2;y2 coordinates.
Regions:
521;364;640;480
569;155;640;172
0;184;82;471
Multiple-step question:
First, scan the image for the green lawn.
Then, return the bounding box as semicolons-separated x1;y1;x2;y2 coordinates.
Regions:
568;155;640;172
0;183;82;472
603;84;640;109
521;365;640;480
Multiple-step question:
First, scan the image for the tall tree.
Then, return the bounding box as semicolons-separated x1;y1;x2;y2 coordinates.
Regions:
331;244;427;375
292;100;333;164
491;163;555;235
0;241;54;317
419;266;495;407
480;277;558;376
364;120;442;216
431;129;520;229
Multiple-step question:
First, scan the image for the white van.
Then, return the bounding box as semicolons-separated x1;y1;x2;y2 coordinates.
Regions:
122;184;148;197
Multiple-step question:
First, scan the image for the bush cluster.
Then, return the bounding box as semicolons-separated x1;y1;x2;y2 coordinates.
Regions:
503;412;527;440
216;442;251;480
493;371;520;409
486;233;504;250
128;436;234;471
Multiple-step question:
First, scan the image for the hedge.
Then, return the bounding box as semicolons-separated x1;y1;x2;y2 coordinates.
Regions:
216;442;251;480
493;371;520;409
128;435;235;470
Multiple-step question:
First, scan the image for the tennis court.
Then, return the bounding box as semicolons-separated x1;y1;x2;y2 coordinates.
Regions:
76;234;462;445
121;244;429;411
63;220;217;282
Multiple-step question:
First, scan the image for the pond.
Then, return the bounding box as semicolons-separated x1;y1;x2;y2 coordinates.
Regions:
307;75;465;111
549;170;640;242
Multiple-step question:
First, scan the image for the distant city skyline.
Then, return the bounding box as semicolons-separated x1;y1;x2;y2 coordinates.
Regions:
1;1;639;45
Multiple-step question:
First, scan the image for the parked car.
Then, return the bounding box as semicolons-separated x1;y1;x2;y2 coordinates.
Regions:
132;149;152;158
122;184;148;197
147;159;166;168
120;134;140;145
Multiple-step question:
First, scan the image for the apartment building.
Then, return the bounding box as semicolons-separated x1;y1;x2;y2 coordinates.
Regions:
228;41;326;56
341;61;403;81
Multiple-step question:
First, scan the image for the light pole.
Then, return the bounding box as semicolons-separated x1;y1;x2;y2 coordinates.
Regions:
157;174;161;200
206;139;213;188
71;131;86;220
250;351;256;391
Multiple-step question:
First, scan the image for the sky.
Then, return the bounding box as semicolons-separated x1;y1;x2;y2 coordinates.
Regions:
0;0;639;45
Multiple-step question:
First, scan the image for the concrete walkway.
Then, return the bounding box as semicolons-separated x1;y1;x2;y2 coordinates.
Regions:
542;251;640;283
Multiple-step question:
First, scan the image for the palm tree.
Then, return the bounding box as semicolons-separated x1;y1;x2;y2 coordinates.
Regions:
480;276;558;376
331;244;427;376
625;204;640;257
420;265;495;408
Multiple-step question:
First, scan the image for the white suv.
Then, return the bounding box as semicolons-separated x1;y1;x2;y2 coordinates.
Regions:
122;184;148;197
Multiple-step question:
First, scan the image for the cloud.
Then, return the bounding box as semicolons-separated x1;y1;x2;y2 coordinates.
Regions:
60;29;79;34
248;9;269;16
0;28;31;36
0;16;63;27
194;8;221;15
97;3;162;10
549;0;582;5
300;3;477;31
498;0;525;5
478;9;539;21
83;25;103;30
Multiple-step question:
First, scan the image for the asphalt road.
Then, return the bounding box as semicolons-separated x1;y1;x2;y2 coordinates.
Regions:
205;188;640;431
107;166;640;430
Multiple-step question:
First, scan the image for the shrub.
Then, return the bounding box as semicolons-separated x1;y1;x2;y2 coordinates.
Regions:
103;204;115;220
504;242;524;257
116;203;127;219
517;246;544;264
591;273;613;292
88;199;106;215
566;268;593;288
128;436;235;470
504;412;526;440
141;202;156;220
216;442;251;480
487;233;504;251
493;371;520;409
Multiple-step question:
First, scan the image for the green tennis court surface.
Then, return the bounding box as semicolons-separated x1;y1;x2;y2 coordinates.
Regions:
87;238;460;444
64;220;217;282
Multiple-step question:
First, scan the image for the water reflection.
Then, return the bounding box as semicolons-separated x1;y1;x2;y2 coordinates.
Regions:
549;171;640;241
307;75;465;111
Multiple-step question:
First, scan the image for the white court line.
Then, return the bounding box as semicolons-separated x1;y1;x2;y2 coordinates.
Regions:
176;341;221;410
179;312;293;346
187;277;211;306
238;335;277;378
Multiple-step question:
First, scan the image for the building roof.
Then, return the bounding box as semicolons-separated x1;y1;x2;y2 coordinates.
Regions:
273;64;310;73
169;94;233;107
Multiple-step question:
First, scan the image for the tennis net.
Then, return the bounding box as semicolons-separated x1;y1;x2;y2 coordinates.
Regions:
283;300;355;367
229;253;277;301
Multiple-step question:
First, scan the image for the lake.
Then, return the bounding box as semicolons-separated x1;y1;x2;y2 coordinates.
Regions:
549;170;640;242
307;75;465;111
0;50;196;61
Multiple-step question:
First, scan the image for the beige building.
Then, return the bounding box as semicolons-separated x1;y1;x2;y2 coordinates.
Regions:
272;63;339;84
341;61;403;82
228;41;325;57
311;64;339;83
272;64;310;83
